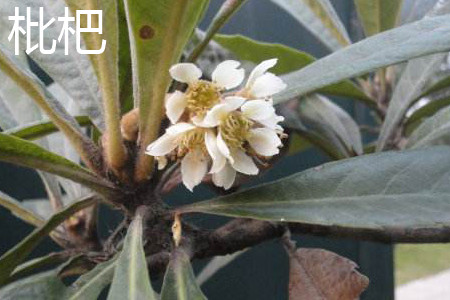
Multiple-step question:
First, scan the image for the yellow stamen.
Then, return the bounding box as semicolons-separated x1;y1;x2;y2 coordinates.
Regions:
186;80;221;118
177;128;207;157
220;111;253;149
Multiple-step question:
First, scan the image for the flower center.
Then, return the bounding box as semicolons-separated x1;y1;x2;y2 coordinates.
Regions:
219;112;253;150
177;128;206;157
185;80;221;118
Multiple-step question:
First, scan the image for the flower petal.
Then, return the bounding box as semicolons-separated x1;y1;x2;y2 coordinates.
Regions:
223;96;246;110
166;122;196;136
249;72;287;98
205;130;226;173
248;128;282;156
201;103;234;127
212;163;236;190
165;91;187;124
259;114;285;130
145;134;177;156
170;63;202;84
231;149;259;175
212;60;245;90
181;150;208;191
217;132;233;163
241;99;275;121
246;58;277;89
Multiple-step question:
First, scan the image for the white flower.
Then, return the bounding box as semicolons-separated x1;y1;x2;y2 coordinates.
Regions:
199;98;284;187
165;61;245;124
147;58;287;192
146;122;211;191
243;58;287;99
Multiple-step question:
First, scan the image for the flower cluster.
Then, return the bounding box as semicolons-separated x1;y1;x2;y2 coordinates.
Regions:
146;59;287;191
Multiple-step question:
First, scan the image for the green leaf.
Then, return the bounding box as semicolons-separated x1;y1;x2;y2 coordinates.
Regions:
298;95;363;155
67;258;117;300
377;53;447;151
118;0;134;113
269;0;350;51
161;248;207;300
404;96;450;134
178;146;450;232
0;191;45;227
0;133;115;195
123;0;208;181
287;133;312;156
274;15;450;105
0;270;66;300
107;213;157;300
281;105;345;160
10;252;71;283
4;116;92;141
66;0;126;170
406;106;450;148
0;195;97;285
355;0;404;36
0;1;104;129
214;34;314;75
0;45;101;172
377;1;450;151
214;34;373;106
421;75;450;98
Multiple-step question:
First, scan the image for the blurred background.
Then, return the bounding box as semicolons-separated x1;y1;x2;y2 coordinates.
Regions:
1;0;449;299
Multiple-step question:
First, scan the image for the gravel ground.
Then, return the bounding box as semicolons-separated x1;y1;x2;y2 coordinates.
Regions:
396;269;450;300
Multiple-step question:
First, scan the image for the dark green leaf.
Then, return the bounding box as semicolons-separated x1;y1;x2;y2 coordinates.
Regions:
298;95;363;155
118;0;134;113
275;16;450;105
0;270;66;300
406;106;450;148
214;34;373;106
0;195;97;285
179;147;450;232
377;2;450;150
161;248;207;300
421;75;450;98
107;213;157;300
123;0;208;181
10;253;71;283
377;53;447;151
281;105;344;160
0;133;115;195
4;116;92;141
67;258;117;300
405;96;450;134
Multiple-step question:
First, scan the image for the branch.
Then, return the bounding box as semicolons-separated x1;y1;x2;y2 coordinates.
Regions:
288;223;450;244
146;217;450;276
193;219;285;259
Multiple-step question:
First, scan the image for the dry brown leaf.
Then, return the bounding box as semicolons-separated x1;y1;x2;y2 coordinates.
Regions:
288;248;369;300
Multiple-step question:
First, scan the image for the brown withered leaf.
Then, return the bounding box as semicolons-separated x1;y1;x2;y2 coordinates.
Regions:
288;248;369;300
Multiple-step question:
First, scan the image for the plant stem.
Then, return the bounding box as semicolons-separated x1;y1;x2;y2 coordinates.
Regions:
187;0;248;63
